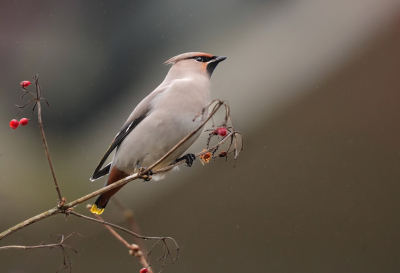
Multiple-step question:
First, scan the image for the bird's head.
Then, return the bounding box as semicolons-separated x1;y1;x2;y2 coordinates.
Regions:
164;52;226;78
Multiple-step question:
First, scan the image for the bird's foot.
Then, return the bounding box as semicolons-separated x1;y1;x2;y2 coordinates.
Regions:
138;167;153;182
173;153;197;167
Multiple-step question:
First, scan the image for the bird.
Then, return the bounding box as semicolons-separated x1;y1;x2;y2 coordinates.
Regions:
90;52;226;214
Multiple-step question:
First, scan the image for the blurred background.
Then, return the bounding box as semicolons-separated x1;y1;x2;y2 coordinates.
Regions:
1;0;400;272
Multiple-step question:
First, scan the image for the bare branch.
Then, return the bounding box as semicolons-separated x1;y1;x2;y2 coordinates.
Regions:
0;208;60;239
0;232;80;272
130;244;154;273
16;76;63;203
112;196;147;251
85;204;153;272
85;204;133;249
156;130;242;172
33;76;63;204
20;86;36;99
70;211;177;269
69;211;177;244
0;130;241;241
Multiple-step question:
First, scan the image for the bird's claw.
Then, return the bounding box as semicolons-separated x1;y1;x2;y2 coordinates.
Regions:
138;167;153;182
175;153;196;167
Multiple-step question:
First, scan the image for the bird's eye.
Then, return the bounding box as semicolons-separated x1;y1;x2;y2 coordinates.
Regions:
192;56;214;62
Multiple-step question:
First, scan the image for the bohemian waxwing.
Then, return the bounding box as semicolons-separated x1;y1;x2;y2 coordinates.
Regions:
90;52;226;214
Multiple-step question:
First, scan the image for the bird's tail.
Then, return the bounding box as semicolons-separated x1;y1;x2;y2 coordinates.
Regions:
90;167;129;215
90;194;110;215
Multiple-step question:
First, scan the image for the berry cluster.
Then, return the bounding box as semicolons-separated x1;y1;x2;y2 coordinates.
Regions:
9;118;29;129
9;80;32;129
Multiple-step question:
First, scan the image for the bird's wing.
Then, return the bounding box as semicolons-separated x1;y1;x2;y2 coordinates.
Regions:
90;116;145;181
90;84;169;181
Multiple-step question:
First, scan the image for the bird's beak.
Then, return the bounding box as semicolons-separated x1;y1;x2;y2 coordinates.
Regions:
207;56;227;77
213;56;227;63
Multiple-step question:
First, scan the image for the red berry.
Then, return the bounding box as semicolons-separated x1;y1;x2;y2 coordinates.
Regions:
20;81;31;87
9;119;19;129
217;127;228;137
19;118;29;126
139;268;148;273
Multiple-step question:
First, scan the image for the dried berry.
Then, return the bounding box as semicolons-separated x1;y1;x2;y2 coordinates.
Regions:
212;127;228;137
9;119;19;129
19;118;29;126
219;151;228;157
200;149;212;164
140;268;148;273
217;127;228;137
20;81;31;87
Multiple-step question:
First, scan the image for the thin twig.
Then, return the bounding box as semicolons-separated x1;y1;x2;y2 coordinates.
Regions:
0;233;78;251
88;209;132;248
156;130;241;171
70;211;177;269
130;244;154;273
17;76;63;203
69;211;176;243
0;232;79;272
34;77;63;204
112;197;141;234
112;196;147;251
0;208;60;239
85;204;153;272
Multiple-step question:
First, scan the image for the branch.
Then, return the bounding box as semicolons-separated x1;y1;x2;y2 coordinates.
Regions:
34;76;63;204
0;208;60;239
112;196;148;255
0;232;78;251
130;244;153;273
85;204;153;272
69;211;177;244
0;233;80;272
0;130;241;241
70;211;177;270
17;76;62;203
